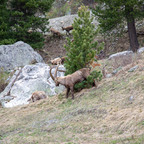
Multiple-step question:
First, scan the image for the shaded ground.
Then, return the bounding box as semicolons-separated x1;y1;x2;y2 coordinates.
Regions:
0;55;144;144
38;30;144;65
38;36;67;64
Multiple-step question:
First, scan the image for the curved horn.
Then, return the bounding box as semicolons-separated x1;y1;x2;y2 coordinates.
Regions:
49;67;55;81
57;69;66;73
54;64;59;78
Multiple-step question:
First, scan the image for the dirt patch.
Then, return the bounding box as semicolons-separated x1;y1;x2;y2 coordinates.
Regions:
37;36;68;64
37;27;144;65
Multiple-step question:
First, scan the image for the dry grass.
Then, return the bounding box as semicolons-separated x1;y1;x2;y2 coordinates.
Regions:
0;55;144;144
0;69;10;93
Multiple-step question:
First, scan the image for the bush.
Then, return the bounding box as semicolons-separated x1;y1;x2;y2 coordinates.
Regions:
74;70;102;91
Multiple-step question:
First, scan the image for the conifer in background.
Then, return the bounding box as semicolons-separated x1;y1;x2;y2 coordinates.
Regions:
0;0;14;44
9;0;54;49
93;0;144;52
64;5;102;75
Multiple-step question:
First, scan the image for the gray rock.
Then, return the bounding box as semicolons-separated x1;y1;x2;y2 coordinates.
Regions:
137;47;144;53
108;51;134;68
0;41;44;71
0;96;14;103
128;65;139;72
129;96;134;101
112;67;122;75
0;63;65;108
45;14;99;35
106;73;112;78
108;51;133;60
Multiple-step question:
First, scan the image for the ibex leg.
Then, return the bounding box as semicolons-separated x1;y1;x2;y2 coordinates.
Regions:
66;88;70;98
70;87;74;99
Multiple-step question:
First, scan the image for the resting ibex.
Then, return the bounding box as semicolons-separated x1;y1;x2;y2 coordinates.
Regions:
50;56;66;65
28;91;47;102
50;28;61;38
62;25;73;35
50;65;90;99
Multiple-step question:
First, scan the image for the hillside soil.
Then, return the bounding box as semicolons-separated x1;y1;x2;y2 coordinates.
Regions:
39;30;144;64
0;54;144;144
38;36;67;64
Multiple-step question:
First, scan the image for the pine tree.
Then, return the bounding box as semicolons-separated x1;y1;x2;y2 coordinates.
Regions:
0;0;15;44
93;0;144;52
8;0;54;49
64;5;102;75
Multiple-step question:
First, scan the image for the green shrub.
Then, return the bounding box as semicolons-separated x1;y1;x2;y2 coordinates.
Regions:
0;39;16;45
74;70;102;91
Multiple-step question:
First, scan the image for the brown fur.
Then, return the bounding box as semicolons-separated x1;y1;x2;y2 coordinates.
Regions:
62;25;73;35
28;91;47;102
50;56;66;65
50;57;62;65
61;56;66;64
50;67;90;99
50;28;61;38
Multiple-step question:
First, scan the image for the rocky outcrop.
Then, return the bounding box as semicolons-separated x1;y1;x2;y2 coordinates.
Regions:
108;51;134;68
46;14;99;35
108;51;134;60
0;63;65;108
137;47;144;53
0;41;44;71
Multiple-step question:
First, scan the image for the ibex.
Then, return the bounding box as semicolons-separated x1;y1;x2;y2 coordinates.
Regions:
50;56;66;65
28;91;47;102
50;65;90;99
62;25;73;35
50;28;61;38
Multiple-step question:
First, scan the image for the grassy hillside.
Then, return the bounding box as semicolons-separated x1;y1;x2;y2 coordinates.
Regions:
0;55;144;144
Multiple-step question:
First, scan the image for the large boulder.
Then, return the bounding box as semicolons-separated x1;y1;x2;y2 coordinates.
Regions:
137;47;144;53
108;51;134;69
46;14;99;35
0;63;65;108
0;41;44;71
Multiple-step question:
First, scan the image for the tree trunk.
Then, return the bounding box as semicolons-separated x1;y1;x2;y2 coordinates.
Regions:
126;7;139;52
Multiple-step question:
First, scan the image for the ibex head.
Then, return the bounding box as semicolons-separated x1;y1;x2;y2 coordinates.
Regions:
49;65;65;86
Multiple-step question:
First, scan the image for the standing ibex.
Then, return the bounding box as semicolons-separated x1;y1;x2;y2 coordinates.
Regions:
50;65;90;99
62;25;73;35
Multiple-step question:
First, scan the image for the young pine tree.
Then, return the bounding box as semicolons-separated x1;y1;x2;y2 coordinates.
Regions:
64;5;102;75
64;6;103;91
